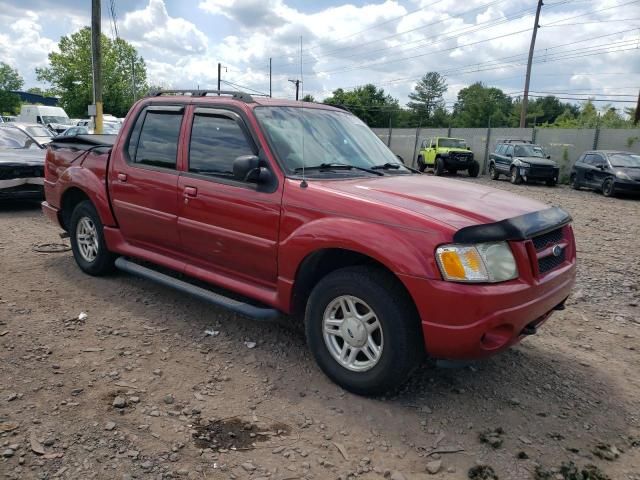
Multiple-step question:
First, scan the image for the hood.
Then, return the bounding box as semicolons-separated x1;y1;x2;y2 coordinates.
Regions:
517;156;557;167
314;174;549;231
0;147;46;165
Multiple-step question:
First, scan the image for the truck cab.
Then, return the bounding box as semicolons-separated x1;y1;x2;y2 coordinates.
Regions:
417;137;479;177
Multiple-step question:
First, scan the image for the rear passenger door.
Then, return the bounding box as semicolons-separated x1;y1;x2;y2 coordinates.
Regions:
108;105;184;253
176;107;282;287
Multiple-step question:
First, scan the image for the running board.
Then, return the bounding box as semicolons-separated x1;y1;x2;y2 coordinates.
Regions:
114;257;280;321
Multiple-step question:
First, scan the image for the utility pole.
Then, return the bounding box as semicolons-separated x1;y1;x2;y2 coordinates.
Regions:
288;79;301;101
91;0;103;134
634;89;640;125
269;58;272;98
131;55;136;103
217;62;221;95
519;0;543;128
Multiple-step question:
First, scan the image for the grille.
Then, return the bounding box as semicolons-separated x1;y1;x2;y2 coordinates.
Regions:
538;249;566;274
0;167;43;180
528;166;555;176
532;228;564;250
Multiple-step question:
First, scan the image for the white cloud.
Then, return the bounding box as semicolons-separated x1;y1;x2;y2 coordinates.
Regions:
120;0;208;56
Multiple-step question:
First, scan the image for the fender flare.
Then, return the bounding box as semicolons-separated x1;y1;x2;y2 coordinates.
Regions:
279;217;440;284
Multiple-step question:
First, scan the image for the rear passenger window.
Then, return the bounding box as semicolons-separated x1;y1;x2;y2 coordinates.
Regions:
132;110;183;169
188;113;254;179
496;145;504;154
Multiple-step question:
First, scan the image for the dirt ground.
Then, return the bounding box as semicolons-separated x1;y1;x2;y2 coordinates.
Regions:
1;177;639;480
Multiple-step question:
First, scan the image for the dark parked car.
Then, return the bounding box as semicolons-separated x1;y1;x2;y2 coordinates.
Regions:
0;127;45;200
489;140;559;186
570;150;640;197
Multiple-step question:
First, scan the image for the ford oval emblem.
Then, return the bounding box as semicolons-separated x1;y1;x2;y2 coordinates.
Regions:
552;245;563;257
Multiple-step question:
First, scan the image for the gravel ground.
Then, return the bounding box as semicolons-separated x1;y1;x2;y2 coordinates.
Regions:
1;178;639;480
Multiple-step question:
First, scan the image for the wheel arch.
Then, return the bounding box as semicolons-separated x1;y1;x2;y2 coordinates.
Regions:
290;248;421;325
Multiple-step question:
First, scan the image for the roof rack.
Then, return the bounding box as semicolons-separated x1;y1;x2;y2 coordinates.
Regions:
149;90;257;103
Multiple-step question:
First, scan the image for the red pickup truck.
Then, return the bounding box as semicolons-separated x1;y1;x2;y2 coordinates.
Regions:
43;90;576;395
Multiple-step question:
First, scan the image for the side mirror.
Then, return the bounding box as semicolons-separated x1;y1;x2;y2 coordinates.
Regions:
467;147;471;151
396;154;405;164
596;164;606;170
233;155;260;182
546;155;551;159
507;153;513;158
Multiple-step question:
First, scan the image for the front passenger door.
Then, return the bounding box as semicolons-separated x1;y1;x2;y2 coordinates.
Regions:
177;107;282;287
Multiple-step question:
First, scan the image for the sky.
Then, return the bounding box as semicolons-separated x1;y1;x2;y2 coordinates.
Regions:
0;0;638;111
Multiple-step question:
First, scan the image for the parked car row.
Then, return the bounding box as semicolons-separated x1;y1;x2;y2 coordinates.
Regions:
485;139;639;197
0;125;45;200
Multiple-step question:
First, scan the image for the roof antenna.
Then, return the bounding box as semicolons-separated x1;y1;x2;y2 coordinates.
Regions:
299;35;307;188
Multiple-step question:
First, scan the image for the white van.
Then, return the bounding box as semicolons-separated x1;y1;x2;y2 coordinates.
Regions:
17;105;71;133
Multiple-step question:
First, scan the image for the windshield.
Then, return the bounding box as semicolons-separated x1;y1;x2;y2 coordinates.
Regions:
610;153;640;168
41;116;71;125
254;106;408;175
514;145;545;158
25;126;53;138
438;138;466;148
0;127;39;149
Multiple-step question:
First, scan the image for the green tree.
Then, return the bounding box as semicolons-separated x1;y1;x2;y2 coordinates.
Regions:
36;27;148;118
0;62;24;115
301;94;315;102
323;84;400;127
452;82;512;127
26;87;54;97
407;72;447;121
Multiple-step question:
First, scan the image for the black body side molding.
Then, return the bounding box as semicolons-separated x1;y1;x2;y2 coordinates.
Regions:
453;207;572;244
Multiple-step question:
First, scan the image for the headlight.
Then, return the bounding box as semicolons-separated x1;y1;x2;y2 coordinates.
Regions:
435;242;518;283
616;171;632;180
518;160;530;168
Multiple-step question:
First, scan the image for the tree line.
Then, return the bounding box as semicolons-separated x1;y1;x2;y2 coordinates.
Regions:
316;72;637;129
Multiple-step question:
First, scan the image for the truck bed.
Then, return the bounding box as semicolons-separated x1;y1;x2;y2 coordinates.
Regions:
50;134;117;150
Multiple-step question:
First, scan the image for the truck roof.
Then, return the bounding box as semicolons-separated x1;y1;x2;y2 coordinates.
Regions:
147;90;344;111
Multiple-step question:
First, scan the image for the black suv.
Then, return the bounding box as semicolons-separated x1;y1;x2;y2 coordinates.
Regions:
489;140;559;186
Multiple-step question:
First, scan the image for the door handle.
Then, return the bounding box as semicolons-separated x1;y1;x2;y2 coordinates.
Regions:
117;173;128;182
184;186;198;197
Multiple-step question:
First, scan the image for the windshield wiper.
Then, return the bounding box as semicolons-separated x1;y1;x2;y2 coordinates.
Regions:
294;163;383;176
371;162;401;170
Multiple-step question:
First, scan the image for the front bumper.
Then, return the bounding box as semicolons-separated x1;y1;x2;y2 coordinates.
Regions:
443;154;474;169
0;177;44;199
614;178;640;193
399;243;576;360
520;166;559;182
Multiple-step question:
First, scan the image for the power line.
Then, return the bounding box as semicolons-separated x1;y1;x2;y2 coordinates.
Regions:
219;79;269;96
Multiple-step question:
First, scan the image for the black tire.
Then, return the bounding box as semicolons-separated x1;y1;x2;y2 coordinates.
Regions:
449;169;458;176
305;266;423;396
468;161;480;178
417;156;426;173
69;200;116;276
602;177;616;197
570;173;580;190
434;157;445;176
489;163;499;180
510;166;522;185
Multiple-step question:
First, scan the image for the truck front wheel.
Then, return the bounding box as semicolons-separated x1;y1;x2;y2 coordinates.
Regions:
434;157;445;176
305;266;422;396
69;200;115;276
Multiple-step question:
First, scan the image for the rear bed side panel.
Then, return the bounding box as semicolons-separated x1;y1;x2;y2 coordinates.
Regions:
44;147;116;227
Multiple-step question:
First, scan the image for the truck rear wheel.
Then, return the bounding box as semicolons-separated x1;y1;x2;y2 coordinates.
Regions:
69;200;115;276
468;161;480;178
434;158;445;176
305;266;422;396
417;156;426;173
